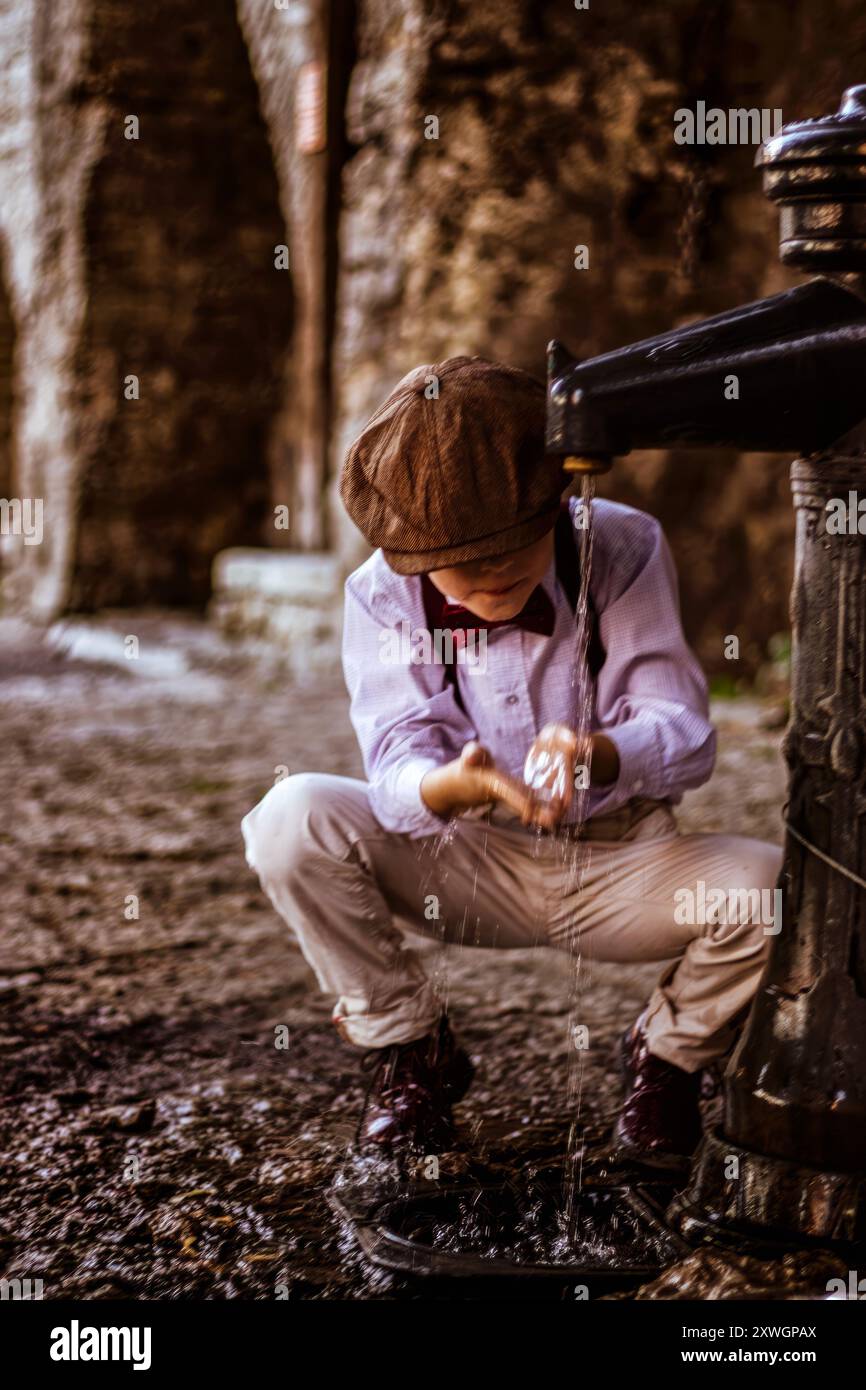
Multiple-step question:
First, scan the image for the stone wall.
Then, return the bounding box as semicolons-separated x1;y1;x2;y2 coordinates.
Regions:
237;0;351;553
2;0;865;670
0;0;292;616
0;0;98;619
332;0;866;671
70;0;293;609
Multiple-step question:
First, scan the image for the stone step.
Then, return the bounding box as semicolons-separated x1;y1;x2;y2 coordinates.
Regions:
210;549;344;676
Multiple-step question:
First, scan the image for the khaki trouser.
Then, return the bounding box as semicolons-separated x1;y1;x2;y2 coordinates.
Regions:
241;774;783;1072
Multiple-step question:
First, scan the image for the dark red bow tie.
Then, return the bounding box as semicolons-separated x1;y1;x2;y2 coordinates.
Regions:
422;577;556;638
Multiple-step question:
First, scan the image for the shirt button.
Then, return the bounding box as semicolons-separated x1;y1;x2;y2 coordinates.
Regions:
505;694;519;705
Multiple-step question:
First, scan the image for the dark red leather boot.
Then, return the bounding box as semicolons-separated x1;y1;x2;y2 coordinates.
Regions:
613;1019;703;1169
356;1016;474;1151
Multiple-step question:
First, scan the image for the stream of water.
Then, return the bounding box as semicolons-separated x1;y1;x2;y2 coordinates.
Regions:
556;475;598;1234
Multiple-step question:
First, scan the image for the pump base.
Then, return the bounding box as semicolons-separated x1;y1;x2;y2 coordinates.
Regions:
667;1128;866;1254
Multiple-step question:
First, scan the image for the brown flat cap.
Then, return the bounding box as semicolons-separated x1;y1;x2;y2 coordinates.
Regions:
340;356;567;574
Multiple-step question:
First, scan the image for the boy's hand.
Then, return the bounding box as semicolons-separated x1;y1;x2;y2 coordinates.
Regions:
522;723;620;827
522;723;584;828
421;729;620;830
421;741;541;823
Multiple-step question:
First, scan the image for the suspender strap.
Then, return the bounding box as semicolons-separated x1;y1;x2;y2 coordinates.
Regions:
554;505;581;611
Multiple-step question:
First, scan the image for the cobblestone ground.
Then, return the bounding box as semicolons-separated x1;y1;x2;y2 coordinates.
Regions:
0;614;801;1300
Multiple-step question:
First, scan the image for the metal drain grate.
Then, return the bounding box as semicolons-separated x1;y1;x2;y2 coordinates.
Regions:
332;1177;690;1290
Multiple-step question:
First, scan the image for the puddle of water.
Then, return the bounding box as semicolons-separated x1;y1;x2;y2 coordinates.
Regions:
385;1183;667;1270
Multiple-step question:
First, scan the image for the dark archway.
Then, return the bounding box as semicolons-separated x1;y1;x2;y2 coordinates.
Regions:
71;0;293;609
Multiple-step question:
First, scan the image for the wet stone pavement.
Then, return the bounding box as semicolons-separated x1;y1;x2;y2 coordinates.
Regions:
1;614;828;1300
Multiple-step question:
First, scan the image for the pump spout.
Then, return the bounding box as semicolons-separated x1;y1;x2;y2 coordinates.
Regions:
546;276;866;464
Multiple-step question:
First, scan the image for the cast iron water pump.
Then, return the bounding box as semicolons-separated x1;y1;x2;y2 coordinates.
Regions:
547;86;866;1250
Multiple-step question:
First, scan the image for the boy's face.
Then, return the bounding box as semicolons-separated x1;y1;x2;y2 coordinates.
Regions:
427;528;555;622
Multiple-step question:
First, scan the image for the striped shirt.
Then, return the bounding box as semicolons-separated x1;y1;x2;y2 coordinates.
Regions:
342;497;715;838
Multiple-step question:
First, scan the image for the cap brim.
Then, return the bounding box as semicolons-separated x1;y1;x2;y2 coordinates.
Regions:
381;505;561;575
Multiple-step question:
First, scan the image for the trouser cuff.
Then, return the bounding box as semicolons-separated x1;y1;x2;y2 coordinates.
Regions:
333;988;441;1050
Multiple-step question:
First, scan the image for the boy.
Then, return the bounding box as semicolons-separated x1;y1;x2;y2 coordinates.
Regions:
242;356;782;1168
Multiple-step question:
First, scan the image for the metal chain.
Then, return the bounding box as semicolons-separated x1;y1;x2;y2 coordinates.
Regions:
784;814;866;893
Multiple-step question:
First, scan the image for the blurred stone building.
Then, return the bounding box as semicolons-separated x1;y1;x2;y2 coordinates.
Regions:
1;0;865;674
